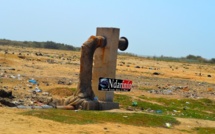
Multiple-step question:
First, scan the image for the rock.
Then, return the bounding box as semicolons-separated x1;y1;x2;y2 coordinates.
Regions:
208;74;212;77
8;68;16;71
0;99;16;107
58;78;72;85
58;80;65;84
126;106;134;111
18;55;26;59
42;92;50;96
42;81;50;86
153;72;160;75
0;89;12;98
35;96;53;104
35;52;43;56
47;59;56;64
135;66;140;68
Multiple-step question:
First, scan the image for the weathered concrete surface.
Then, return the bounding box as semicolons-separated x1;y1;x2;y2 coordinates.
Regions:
92;28;120;102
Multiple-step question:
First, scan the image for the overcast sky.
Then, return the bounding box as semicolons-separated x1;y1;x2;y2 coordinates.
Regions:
1;0;214;59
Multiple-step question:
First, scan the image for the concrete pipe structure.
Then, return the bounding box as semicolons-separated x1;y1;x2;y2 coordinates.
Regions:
118;37;129;51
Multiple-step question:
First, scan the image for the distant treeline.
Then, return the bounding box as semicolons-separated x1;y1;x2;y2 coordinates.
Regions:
119;52;215;64
152;55;215;64
0;39;80;51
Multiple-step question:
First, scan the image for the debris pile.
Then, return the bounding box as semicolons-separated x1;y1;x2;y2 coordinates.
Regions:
147;84;215;99
0;68;55;108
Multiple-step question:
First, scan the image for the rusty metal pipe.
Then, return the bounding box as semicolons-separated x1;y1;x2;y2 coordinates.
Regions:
75;35;106;99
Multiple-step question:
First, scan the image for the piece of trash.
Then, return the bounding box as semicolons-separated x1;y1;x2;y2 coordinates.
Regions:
186;102;190;104
12;101;22;105
173;110;177;113
165;123;171;128
132;101;138;106
149;110;155;113
94;96;98;101
17;105;32;109
12;101;19;105
17;74;21;80
41;105;53;109
163;89;172;95
32;87;42;93
29;79;37;84
123;116;128;118
10;75;16;79
156;110;163;114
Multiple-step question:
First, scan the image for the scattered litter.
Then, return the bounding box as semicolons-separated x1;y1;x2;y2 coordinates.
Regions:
33;87;42;93
185;102;190;104
132;101;138;106
10;75;16;79
17;105;53;109
94;96;98;101
12;100;23;105
165;123;171;128
17;74;21;80
29;79;37;84
162;89;172;95
173;110;181;113
17;105;32;109
156;110;162;114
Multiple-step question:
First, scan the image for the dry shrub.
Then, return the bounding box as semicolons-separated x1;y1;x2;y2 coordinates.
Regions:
48;88;74;98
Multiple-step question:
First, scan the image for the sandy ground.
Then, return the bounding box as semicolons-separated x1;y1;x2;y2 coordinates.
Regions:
1;46;215;134
1;108;215;134
1;107;214;134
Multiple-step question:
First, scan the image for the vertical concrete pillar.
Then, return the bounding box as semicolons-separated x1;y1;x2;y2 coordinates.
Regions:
92;27;119;102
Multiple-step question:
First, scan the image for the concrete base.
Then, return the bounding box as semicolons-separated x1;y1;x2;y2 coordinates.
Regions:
82;100;100;110
98;101;119;110
82;100;119;110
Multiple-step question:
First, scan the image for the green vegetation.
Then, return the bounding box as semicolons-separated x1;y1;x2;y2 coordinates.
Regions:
21;93;215;130
0;39;80;51
48;87;76;97
114;94;132;109
22;109;179;127
2;38;214;64
119;52;215;64
114;94;215;121
138;96;215;121
151;55;215;64
118;52;139;57
193;127;215;134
